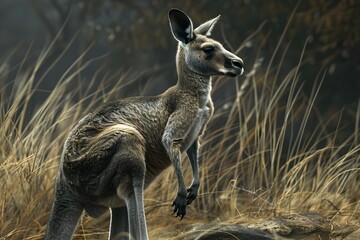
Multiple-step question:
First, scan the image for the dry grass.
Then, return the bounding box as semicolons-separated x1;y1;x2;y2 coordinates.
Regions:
1;39;359;239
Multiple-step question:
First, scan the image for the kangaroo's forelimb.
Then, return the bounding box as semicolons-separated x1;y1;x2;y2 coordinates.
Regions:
162;104;198;219
186;140;200;205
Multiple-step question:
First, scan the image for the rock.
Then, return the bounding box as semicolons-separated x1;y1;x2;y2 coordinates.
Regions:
192;224;272;240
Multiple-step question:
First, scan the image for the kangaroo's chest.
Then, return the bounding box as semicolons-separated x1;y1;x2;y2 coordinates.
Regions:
191;106;210;134
181;96;212;151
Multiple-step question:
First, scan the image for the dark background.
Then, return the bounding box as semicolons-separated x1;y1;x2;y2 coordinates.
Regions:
1;0;359;128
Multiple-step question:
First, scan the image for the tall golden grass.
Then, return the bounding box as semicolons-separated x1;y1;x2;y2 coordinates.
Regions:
1;38;359;239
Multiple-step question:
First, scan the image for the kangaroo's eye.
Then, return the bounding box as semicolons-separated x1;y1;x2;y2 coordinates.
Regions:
202;46;215;53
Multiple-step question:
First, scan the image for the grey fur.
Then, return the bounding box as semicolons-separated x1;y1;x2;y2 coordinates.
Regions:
45;8;244;240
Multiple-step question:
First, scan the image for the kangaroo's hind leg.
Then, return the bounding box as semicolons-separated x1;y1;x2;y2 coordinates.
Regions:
45;172;84;240
109;206;129;240
123;174;148;240
107;126;148;240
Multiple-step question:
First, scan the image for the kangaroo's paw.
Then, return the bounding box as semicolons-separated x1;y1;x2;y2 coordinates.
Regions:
172;192;187;220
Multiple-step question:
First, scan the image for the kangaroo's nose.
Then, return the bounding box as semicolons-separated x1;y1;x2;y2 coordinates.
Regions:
231;58;244;69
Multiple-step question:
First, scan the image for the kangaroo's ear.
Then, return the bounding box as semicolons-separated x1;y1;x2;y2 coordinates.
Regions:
194;15;220;37
168;9;194;44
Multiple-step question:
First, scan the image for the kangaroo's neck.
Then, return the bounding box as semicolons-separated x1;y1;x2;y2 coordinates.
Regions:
175;45;212;103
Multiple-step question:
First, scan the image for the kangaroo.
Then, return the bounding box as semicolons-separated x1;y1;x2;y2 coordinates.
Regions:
45;9;243;240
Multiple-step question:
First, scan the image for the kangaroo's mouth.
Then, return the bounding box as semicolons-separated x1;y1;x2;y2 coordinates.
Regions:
223;67;244;77
225;72;238;77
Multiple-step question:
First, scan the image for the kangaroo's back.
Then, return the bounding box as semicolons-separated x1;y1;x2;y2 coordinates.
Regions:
63;95;170;161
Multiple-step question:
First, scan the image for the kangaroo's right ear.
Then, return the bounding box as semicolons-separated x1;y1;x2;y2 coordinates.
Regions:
168;9;194;44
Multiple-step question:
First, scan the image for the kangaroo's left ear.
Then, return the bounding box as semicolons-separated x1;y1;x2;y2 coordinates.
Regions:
168;9;194;44
194;15;221;37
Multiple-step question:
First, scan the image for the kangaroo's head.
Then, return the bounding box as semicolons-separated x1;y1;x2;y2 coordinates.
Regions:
169;9;244;78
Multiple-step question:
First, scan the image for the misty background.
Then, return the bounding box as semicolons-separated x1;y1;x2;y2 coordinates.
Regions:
1;0;359;135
